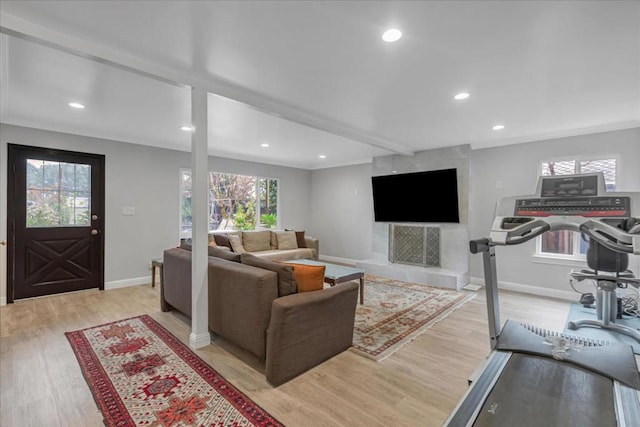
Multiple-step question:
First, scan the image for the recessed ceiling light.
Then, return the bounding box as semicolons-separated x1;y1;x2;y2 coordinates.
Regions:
392;170;398;174
260;143;270;148
180;125;194;131
319;154;327;159
492;124;505;130
68;102;85;109
454;92;470;101
382;29;402;43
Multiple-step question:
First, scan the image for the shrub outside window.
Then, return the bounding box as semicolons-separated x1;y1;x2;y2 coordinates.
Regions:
180;169;278;238
537;158;617;259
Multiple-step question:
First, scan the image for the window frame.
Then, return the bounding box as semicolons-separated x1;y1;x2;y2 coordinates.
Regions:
179;168;280;239
534;154;620;262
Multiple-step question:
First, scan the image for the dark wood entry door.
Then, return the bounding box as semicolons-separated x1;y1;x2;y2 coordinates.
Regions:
7;144;105;301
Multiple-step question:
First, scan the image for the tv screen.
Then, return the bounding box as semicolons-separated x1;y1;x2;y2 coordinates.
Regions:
371;168;460;223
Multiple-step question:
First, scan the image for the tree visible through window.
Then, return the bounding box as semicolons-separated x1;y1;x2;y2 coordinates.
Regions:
538;158;617;258
180;170;279;237
26;159;91;227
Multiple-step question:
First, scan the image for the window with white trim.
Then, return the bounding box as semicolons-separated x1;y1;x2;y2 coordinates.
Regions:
179;169;279;238
536;158;617;259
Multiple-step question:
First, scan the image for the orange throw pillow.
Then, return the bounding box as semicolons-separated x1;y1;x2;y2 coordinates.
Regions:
282;263;325;293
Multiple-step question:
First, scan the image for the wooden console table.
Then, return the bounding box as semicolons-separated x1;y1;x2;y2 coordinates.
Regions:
151;259;163;288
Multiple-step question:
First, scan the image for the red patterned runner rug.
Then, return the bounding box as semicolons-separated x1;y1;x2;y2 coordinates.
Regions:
352;275;476;361
65;314;283;427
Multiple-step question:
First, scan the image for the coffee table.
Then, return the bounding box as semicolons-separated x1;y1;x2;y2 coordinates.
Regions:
284;259;365;304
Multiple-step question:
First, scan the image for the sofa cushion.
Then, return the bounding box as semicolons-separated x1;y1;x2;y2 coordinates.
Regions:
249;248;315;262
228;234;246;254
210;246;241;262
281;262;325;293
214;233;232;249
241;253;297;296
285;229;307;248
207;233;218;247
294;231;307;248
242;230;272;252
276;231;298;250
270;231;279;250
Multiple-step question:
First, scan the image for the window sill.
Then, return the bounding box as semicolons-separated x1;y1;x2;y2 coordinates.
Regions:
531;254;588;268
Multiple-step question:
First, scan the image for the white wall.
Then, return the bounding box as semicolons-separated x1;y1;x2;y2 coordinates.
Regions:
310;163;373;261
0;124;311;304
468;127;640;298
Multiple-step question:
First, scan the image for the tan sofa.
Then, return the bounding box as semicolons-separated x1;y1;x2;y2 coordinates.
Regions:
207;229;319;261
161;245;358;386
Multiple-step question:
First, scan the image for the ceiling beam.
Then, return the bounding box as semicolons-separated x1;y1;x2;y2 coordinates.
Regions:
0;12;414;156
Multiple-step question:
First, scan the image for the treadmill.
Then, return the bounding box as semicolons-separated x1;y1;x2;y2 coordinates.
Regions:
444;173;640;427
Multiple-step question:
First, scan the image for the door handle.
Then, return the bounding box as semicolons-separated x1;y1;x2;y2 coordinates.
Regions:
91;230;99;236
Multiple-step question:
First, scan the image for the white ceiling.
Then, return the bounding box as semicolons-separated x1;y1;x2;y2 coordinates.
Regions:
1;1;638;170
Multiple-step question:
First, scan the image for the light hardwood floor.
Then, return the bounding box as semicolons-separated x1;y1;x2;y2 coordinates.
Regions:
0;280;573;427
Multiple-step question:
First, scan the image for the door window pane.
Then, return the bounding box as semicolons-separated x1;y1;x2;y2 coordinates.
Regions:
26;159;91;227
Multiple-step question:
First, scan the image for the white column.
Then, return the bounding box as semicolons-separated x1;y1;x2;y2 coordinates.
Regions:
189;87;211;349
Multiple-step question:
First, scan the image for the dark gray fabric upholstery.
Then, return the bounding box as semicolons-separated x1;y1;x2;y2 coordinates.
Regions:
162;244;358;387
265;281;359;386
240;253;297;296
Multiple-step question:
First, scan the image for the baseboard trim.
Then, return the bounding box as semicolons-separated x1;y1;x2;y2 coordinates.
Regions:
0;279;149;304
470;276;577;302
189;331;211;349
104;276;149;290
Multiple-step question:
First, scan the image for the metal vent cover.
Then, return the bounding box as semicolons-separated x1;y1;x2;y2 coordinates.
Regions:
389;224;440;267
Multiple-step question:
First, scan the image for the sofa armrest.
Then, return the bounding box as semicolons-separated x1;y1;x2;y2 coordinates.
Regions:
162;248;192;317
207;257;278;359
265;281;358;386
304;236;319;260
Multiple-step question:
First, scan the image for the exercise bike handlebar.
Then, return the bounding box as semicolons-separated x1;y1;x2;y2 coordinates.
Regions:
579;221;636;254
487;218;551;247
503;222;551;245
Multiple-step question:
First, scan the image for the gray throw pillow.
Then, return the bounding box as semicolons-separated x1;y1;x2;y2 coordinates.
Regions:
240;253;297;296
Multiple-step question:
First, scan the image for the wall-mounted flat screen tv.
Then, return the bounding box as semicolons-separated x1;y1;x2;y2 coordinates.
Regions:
371;168;459;223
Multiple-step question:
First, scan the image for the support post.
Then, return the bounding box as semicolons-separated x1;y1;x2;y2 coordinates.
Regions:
189;87;211;349
482;246;501;349
471;238;501;349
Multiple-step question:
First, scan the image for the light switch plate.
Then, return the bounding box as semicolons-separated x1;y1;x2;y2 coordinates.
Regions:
122;206;135;216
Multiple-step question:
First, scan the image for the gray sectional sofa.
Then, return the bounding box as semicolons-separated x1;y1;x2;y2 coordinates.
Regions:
161;238;358;386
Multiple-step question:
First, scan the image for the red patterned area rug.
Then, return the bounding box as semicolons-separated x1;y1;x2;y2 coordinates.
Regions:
352;275;476;361
65;314;283;427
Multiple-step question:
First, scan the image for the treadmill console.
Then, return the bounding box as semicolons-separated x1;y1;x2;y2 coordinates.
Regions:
488;173;640;253
514;174;630;217
514;196;630;218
